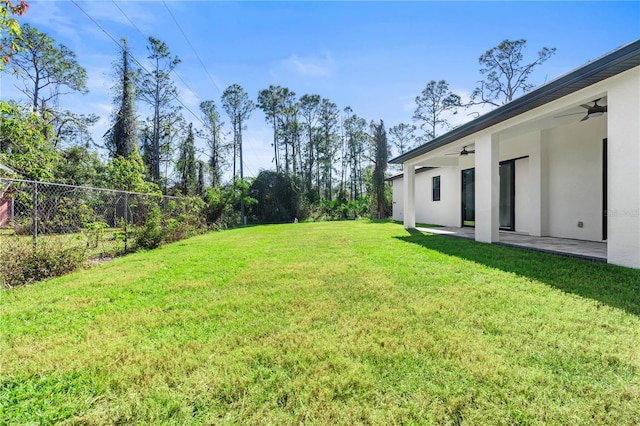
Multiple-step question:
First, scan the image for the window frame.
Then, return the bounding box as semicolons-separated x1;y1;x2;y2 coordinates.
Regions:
432;175;441;202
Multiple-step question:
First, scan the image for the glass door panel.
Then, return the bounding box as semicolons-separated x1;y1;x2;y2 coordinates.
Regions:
462;169;475;227
499;161;515;231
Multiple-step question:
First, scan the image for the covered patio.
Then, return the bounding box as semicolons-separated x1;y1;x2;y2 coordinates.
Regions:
390;41;640;269
416;226;607;262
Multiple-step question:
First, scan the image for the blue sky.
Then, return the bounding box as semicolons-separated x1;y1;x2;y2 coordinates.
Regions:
2;1;639;179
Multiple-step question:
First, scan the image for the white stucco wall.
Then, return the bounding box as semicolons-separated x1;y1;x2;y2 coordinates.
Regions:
607;66;640;268
515;157;530;233
391;168;460;227
391;178;403;221
414;167;460;227
545;118;606;241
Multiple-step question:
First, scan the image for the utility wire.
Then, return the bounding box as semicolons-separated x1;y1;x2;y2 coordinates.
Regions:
110;0;204;122
162;0;222;96
110;0;146;41
73;1;257;178
72;0;204;127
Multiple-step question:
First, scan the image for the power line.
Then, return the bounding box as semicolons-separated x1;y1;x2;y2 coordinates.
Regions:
110;0;146;41
162;0;222;96
110;0;205;123
73;1;256;179
72;0;204;127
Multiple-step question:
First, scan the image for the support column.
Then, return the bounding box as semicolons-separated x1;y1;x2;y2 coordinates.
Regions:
403;162;416;229
529;130;550;236
475;133;500;243
607;68;640;268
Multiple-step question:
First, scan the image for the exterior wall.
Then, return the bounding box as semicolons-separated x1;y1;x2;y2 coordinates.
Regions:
514;157;530;233
414;167;460;227
546;118;606;241
391;167;460;227
607;66;640;268
391;178;404;221
499;132;537;234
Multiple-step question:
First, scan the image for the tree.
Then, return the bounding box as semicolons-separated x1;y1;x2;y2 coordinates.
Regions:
299;94;321;195
389;123;417;156
54;111;99;148
1;0;29;70
55;145;105;187
470;39;556;107
176;123;197;195
0;100;58;181
370;120;389;219
257;85;286;173
137;36;181;185
196;159;205;196
12;24;88;114
342;107;368;200
199;100;225;188
413;80;461;141
106;38;138;158
276;88;298;176
105;146;158;194
249;170;300;223
317;98;339;199
221;83;255;224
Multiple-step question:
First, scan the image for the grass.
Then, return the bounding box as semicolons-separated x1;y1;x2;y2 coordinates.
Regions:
1;220;639;424
1;227;126;259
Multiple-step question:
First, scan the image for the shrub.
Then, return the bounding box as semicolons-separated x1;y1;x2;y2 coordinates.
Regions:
42;196;95;234
134;204;164;250
84;221;108;249
1;243;86;288
163;196;207;243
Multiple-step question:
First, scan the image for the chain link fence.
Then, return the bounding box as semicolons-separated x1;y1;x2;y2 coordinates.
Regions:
1;178;207;287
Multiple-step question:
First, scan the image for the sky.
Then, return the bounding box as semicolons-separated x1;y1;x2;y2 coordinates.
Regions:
2;1;639;180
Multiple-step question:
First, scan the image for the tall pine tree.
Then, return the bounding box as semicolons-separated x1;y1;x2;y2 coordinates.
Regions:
176;123;197;195
106;38;137;158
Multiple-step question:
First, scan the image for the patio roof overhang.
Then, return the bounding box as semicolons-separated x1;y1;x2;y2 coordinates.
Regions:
390;39;640;165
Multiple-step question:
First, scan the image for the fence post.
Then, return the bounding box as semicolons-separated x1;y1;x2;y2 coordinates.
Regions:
124;192;129;253
32;181;38;249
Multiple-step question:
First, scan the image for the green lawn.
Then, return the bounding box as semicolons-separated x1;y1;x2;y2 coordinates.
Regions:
1;221;639;424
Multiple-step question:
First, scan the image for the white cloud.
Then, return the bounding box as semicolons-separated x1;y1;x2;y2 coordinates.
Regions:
279;52;335;79
82;1;159;34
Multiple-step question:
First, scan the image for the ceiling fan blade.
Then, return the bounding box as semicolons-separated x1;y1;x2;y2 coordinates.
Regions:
579;104;592;109
555;112;585;118
445;153;459;156
468;150;476;154
580;115;589;122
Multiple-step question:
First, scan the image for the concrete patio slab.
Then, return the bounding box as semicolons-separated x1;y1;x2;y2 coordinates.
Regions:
416;226;607;262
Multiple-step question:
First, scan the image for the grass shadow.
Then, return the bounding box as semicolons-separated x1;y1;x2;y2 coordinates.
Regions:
395;229;640;316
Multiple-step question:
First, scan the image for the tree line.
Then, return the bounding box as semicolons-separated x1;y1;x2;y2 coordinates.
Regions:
1;1;555;224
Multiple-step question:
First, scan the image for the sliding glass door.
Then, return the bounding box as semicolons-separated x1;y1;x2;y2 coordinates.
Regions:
499;161;515;231
461;168;475;227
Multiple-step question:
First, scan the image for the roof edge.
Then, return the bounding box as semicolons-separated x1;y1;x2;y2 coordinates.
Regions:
390;39;640;164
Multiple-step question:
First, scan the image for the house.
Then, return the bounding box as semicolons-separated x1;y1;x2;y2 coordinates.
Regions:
0;163;17;227
389;40;640;269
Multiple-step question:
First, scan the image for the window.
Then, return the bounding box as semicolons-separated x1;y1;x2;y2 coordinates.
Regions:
432;175;441;201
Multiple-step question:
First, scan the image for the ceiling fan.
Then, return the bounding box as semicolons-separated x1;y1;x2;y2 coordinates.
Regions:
446;145;475;156
556;98;608;122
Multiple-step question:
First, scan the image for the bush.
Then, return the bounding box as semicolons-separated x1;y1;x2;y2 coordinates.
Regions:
163;196;206;243
134;205;164;250
1;243;86;288
42;196;95;234
248;171;302;223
